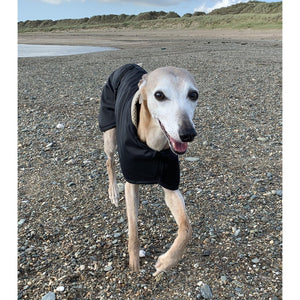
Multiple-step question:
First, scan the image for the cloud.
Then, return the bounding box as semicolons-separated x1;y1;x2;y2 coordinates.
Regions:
194;0;247;14
96;0;185;7
101;0;183;5
41;0;70;4
40;0;86;4
40;0;182;5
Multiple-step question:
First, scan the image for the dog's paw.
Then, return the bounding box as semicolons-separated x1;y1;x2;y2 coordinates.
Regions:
153;252;178;276
108;184;119;207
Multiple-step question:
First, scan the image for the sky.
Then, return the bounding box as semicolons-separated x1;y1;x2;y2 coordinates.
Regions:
18;0;280;21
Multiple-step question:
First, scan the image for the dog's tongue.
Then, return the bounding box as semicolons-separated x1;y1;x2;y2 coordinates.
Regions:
170;137;188;154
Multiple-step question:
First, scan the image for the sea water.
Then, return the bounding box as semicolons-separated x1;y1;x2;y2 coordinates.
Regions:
18;44;118;58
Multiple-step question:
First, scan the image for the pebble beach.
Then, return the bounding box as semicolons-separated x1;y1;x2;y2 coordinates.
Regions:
18;29;282;299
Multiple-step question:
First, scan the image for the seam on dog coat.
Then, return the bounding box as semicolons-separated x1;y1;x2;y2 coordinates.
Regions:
99;64;180;190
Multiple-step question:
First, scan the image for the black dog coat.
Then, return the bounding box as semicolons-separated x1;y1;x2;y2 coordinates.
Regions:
99;64;180;190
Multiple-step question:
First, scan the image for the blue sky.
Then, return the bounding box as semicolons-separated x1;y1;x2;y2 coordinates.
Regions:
18;0;280;21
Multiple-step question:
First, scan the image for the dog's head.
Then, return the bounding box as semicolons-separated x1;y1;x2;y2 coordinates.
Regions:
139;66;198;155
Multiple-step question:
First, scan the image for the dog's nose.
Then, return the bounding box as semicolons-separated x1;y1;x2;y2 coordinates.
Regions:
179;128;197;142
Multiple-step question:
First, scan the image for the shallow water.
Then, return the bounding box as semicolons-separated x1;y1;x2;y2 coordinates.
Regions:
18;44;118;58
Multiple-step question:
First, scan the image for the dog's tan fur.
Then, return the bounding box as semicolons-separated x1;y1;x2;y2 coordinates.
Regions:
137;99;169;152
103;66;197;275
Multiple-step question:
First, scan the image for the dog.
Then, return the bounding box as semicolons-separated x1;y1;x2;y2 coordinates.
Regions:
98;64;198;276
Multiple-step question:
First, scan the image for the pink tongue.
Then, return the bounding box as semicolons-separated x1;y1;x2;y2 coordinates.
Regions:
170;137;188;153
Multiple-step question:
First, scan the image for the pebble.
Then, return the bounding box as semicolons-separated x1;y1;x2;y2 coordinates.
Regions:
234;229;241;237
257;137;268;142
56;123;65;129
66;159;75;165
41;292;56;300
56;286;65;292
220;275;227;284
197;281;213;299
104;263;113;272
79;265;85;271
185;157;200;162
139;249;146;257
45;142;53;150
202;249;211;256
117;217;125;223
252;258;260;264
67;182;76;187
254;178;263;184
18;219;26;226
276;190;282;197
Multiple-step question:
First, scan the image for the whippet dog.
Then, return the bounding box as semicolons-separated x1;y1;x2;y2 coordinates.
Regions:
99;64;198;276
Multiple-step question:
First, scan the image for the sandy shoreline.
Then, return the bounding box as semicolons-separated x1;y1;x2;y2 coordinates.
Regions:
18;28;282;49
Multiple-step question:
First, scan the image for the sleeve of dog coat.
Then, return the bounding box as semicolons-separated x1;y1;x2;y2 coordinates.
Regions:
98;74;117;132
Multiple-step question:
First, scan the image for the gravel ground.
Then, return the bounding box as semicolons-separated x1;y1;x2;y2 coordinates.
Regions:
18;32;282;299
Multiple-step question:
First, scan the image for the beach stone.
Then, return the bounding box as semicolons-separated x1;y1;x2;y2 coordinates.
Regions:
220;275;227;284
41;292;55;300
18;219;26;226
66;159;75;165
45;142;53;150
185;157;200;162
234;228;241;237
56;123;65;129
117;216;125;223
79;265;85;271
257;137;268;142
202;249;211;256
197;282;213;299
139;249;146;257
104;262;113;272
259;187;266;193
83;159;92;165
56;286;65;292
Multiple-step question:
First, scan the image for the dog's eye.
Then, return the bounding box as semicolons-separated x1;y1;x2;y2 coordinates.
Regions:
154;91;166;101
188;91;199;101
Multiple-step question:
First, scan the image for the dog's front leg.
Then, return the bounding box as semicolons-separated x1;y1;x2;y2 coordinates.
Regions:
125;182;140;272
103;128;119;207
153;188;192;276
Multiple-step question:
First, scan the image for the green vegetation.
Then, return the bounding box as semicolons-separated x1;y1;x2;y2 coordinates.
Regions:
18;1;282;32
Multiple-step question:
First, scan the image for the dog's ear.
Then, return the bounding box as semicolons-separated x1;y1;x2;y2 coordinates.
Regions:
138;73;148;88
138;74;148;103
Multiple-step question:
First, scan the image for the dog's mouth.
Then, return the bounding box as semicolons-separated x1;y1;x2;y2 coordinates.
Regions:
158;120;188;155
